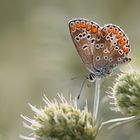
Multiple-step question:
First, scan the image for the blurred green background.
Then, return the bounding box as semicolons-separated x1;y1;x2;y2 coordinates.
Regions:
0;0;140;139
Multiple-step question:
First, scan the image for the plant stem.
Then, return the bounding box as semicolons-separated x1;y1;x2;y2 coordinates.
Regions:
93;78;101;125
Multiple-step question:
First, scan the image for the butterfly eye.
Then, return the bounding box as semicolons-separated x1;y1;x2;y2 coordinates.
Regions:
95;44;100;49
96;56;101;61
88;73;95;81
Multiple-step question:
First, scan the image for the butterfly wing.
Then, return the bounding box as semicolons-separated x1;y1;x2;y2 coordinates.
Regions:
100;24;131;69
69;18;131;77
69;18;101;73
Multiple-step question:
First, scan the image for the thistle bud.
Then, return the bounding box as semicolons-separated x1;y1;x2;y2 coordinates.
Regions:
109;72;140;116
21;94;97;140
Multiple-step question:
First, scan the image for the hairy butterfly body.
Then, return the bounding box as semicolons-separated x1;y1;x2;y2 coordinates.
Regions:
69;18;131;81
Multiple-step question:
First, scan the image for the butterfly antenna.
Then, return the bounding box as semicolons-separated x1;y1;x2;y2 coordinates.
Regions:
77;78;87;100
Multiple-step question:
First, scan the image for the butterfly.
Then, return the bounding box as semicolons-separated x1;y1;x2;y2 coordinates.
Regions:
69;18;131;81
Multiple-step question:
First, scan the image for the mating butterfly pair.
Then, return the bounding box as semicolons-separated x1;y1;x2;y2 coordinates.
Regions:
69;18;131;80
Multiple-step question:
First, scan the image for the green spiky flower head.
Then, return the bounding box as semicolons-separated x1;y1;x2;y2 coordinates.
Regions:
109;71;140;116
21;94;97;140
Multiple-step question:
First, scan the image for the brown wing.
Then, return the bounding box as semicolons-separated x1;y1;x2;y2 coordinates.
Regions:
92;24;131;70
69;18;101;73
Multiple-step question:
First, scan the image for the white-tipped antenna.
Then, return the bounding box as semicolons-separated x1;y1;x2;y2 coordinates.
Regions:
93;78;101;125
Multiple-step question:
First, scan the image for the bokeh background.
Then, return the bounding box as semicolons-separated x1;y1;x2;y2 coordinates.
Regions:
0;0;140;140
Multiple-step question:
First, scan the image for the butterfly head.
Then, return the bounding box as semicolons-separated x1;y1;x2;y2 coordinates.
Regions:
87;73;96;82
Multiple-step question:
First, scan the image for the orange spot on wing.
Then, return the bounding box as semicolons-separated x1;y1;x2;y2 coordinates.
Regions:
81;22;86;28
116;33;123;39
86;24;92;30
119;39;126;45
75;23;81;28
92;26;97;33
122;46;129;54
113;30;118;34
70;25;76;31
107;28;113;33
